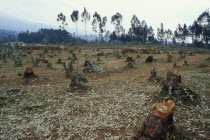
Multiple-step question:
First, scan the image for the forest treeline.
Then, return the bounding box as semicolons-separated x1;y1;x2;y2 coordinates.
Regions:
0;8;210;48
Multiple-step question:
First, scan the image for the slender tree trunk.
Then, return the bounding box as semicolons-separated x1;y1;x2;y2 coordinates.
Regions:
75;22;78;37
85;22;87;41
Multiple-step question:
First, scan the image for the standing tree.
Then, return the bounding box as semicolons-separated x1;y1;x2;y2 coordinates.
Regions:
188;21;203;42
157;23;165;45
148;26;155;42
111;13;125;38
165;29;173;45
71;10;79;37
105;30;110;42
81;7;90;41
182;24;189;44
92;12;101;41
141;20;148;44
99;16;107;40
57;13;68;30
197;10;210;45
130;15;141;41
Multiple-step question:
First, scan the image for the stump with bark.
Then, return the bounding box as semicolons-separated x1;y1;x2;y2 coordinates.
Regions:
23;67;36;79
133;100;176;140
84;59;94;73
126;55;135;67
145;56;153;63
43;58;49;63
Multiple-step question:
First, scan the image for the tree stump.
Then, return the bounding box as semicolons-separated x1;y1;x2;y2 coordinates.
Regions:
126;55;135;67
57;58;63;64
23;67;36;78
145;56;153;63
148;66;158;81
183;60;189;65
43;58;49;63
133;100;176;140
84;59;94;73
167;55;172;62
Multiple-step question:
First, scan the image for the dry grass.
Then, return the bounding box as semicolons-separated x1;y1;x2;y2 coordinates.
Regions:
0;47;210;140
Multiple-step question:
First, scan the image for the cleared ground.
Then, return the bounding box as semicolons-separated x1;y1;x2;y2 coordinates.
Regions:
0;47;210;139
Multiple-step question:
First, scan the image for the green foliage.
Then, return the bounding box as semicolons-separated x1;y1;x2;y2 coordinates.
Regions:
12;50;23;66
18;29;87;45
77;72;88;83
71;10;79;36
81;7;90;41
57;13;68;30
43;47;49;54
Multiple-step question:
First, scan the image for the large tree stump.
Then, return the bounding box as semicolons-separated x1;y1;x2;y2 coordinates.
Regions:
133;100;176;140
23;67;36;78
43;58;49;63
126;55;135;67
83;59;94;73
145;56;153;63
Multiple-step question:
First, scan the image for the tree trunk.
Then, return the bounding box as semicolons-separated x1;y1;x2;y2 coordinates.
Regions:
85;22;87;41
75;23;78;37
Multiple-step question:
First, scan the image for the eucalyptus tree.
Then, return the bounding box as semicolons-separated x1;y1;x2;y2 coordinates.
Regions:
99;16;107;40
57;13;68;30
130;15;141;41
71;10;79;37
165;29;173;44
105;30;110;42
92;12;101;40
81;7;90;41
188;21;202;42
141;20;148;44
157;23;165;45
197;10;210;44
148;26;155;42
111;13;125;38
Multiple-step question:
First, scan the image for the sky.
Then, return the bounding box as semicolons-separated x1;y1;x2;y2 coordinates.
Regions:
0;0;209;35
